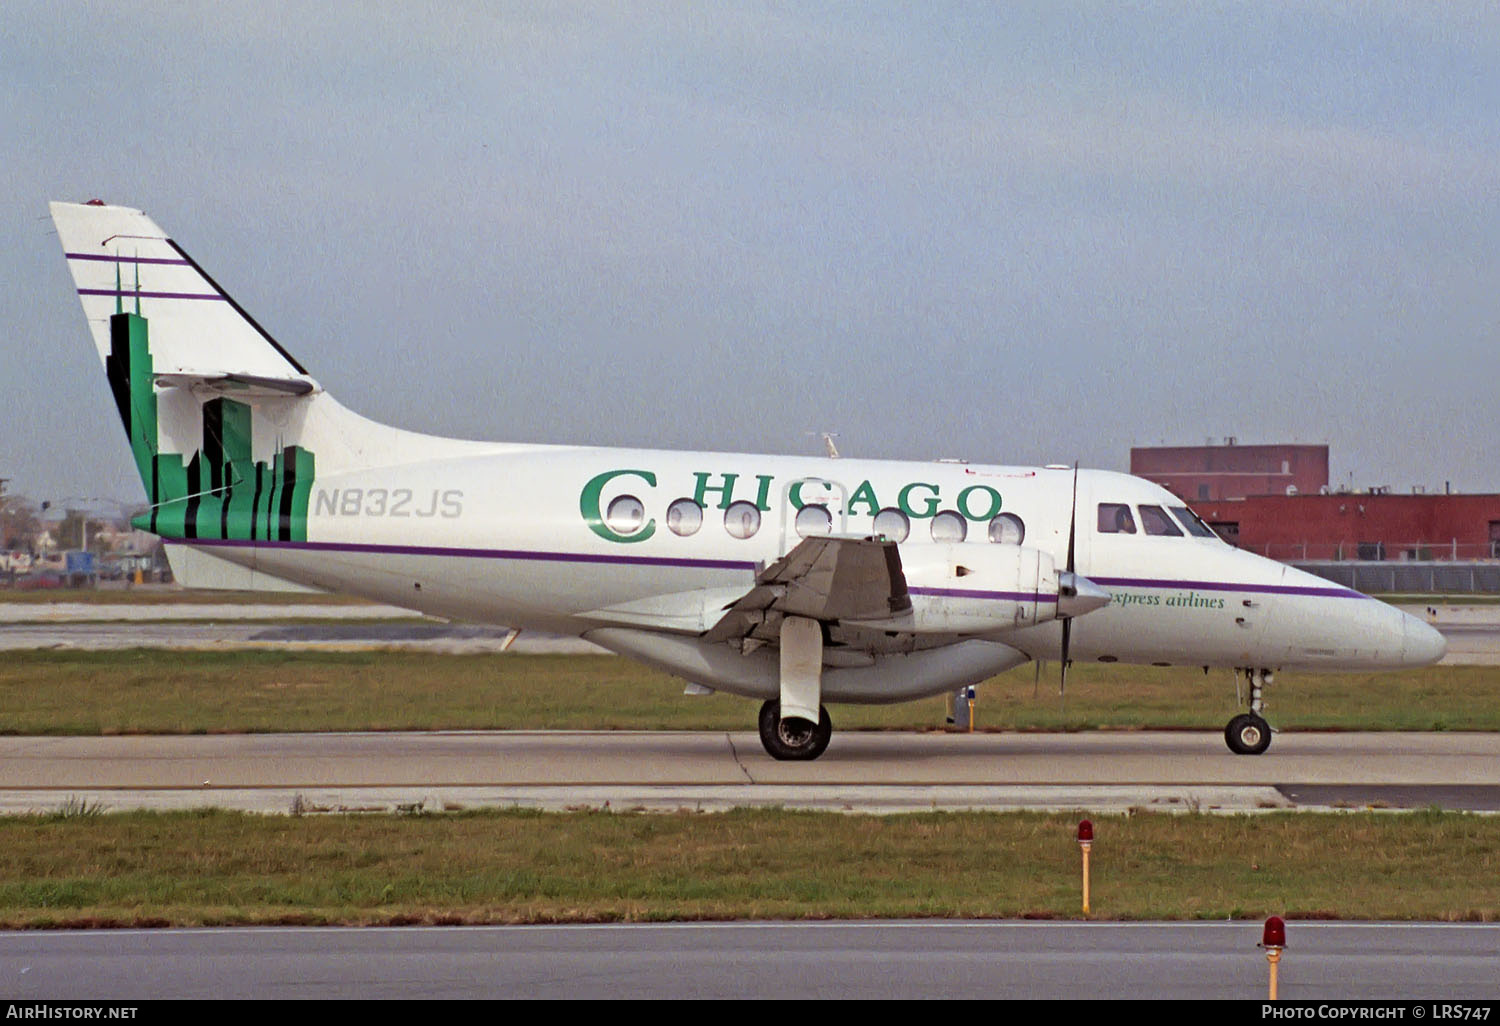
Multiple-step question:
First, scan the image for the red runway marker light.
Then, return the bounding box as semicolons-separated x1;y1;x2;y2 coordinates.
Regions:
1076;820;1094;914
1260;916;1286;1000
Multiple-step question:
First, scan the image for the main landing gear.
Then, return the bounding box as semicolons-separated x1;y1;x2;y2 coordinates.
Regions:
1225;668;1274;755
756;615;833;760
758;700;833;761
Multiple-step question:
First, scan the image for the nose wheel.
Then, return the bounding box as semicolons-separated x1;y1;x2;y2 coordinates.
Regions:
758;700;833;761
1225;667;1275;755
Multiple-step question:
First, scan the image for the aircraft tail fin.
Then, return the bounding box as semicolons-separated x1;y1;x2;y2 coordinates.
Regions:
50;200;327;544
50;201;311;384
50;199;510;560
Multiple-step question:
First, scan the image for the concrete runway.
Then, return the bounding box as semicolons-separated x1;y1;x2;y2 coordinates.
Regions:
3;729;1498;815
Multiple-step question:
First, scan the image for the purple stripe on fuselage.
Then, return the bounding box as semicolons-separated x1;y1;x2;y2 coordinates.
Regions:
187;537;757;572
1091;575;1363;599
66;252;190;266
910;586;1056;603
78;288;225;302
173;542;1358;599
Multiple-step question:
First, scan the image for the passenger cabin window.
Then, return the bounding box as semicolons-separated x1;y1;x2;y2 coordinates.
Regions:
1169;506;1216;538
794;503;833;538
872;507;910;543
606;495;647;537
666;498;703;537
988;512;1025;545
1097;503;1136;535
930;510;968;543
1138;505;1183;537
724;500;762;540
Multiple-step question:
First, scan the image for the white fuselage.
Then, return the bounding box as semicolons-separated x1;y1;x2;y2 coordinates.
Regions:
181;444;1444;700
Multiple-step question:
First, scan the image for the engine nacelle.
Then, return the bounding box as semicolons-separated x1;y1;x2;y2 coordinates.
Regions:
849;543;1061;635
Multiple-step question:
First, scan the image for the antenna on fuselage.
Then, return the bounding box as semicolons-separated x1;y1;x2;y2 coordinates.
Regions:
807;431;841;459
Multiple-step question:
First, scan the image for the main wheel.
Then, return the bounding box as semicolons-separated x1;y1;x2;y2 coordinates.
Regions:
757;700;833;761
1225;713;1272;755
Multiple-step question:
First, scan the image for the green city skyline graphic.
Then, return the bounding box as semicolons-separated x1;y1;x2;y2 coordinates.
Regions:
106;303;314;542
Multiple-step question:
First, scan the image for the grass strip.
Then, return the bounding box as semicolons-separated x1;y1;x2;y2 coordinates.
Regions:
1;808;1496;928
2;650;1499;734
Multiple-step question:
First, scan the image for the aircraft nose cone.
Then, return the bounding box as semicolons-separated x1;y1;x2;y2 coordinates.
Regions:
1058;572;1111;619
1402;612;1447;666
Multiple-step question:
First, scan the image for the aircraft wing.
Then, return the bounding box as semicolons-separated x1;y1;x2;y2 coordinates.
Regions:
702;536;910;644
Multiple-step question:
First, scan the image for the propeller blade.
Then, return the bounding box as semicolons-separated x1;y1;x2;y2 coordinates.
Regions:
1059;461;1079;716
1066;462;1079;574
1060;618;1071;698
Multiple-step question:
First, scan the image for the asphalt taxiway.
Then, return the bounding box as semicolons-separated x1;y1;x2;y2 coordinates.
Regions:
5;920;1500;1000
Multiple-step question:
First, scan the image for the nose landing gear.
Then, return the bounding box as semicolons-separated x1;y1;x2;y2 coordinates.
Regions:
1225;668;1274;755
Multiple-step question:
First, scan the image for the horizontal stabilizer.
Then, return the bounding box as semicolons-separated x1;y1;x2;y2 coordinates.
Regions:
154;372;321;397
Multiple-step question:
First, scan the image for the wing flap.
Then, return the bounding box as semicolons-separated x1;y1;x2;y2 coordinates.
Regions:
704;536;909;644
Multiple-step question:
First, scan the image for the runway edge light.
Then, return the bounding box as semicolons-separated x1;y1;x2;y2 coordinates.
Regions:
1260;915;1287;1000
1077;819;1094;914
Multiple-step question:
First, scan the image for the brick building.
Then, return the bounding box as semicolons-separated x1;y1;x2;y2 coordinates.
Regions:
1130;442;1500;561
1130;442;1329;502
1192;492;1500;562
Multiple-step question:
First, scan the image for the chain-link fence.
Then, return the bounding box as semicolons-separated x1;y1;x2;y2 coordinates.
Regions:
1293;561;1500;594
1241;541;1500;561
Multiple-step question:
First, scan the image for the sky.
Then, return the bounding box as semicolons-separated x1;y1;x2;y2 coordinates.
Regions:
4;1;1498;509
